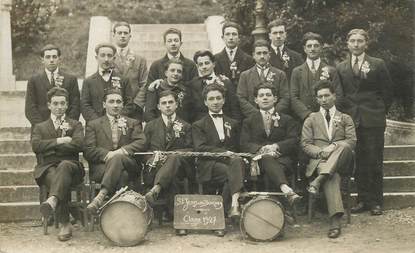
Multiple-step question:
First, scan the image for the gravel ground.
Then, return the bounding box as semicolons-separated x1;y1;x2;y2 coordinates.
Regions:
0;208;414;253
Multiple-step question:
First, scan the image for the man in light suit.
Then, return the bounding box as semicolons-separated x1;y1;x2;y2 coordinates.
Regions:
268;19;303;82
291;32;343;122
85;88;146;212
240;84;301;204
337;29;393;215
81;43;134;122
214;22;255;85
192;84;244;236
31;87;84;241
112;21;148;121
237;40;290;118
25;44;80;128
301;80;356;238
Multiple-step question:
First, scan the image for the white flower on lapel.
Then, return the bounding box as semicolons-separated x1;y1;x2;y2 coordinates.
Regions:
172;120;184;138
54;74;64;87
59;121;71;137
361;61;370;78
177;91;185;107
126;54;135;67
224;122;232;138
271;112;281;127
117;117;127;135
282;52;290;68
111;76;122;89
266;72;276;82
320;66;330;80
230;61;239;79
333;116;342;127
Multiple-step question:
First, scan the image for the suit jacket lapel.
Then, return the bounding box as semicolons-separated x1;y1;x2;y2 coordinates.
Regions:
41;71;52;89
317;112;330;140
206;116;221;143
102;116;113;142
46;119;58;138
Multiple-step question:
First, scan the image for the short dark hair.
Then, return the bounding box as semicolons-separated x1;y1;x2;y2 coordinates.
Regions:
164;58;183;72
113;21;131;34
95;42;117;55
163;28;182;42
40;44;61;57
158;90;177;104
103;88;123;102
222;21;241;35
253;40;270;51
47;87;68;102
267;19;286;32
314;80;335;95
302;32;323;46
254;84;277;98
193;50;215;63
202;83;226;101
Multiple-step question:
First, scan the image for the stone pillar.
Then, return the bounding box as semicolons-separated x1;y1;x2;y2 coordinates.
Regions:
205;16;225;54
85;16;112;78
251;0;268;42
0;0;15;91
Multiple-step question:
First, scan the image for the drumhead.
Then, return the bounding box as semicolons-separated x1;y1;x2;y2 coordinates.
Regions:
240;197;285;241
100;201;148;247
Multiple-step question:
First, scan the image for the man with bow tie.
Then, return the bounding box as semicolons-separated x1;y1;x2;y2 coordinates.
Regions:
81;43;135;122
268;19;303;81
112;22;148;121
31;87;84;241
237;40;290;118
25;44;80;129
192;84;244;235
214;22;255;85
291;32;343;122
188;50;241;123
85;88;146;213
240;84;301;205
337;29;393;216
301;80;356;238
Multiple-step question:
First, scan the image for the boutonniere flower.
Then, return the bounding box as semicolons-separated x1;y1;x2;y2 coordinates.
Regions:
361;61;370;78
282;52;290;68
177;91;185;107
333;116;342;127
224;122;232;138
54;74;64;87
117;117;127;135
266;72;276;82
230;61;239;79
212;76;225;86
172;120;184;138
59;120;71;137
126;54;135;67
111;76;122;89
271;112;280;127
320;67;330;80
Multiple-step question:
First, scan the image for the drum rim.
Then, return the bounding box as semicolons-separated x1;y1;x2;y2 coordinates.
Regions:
239;196;285;242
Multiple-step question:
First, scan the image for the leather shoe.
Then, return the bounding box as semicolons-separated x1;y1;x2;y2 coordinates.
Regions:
176;229;188;236
370;205;383;216
327;228;341;239
228;206;240;218
213;230;226;237
351;202;369;214
57;224;72;242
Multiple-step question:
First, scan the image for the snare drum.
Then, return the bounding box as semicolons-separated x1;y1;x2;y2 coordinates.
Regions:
240;196;285;241
100;190;153;246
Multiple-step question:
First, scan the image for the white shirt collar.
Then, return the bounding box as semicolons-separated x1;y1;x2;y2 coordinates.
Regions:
51;113;65;122
260;107;275;115
161;113;176;126
270;44;284;53
117;46;129;56
351;53;365;66
99;67;112;76
167;52;181;60
209;110;224;117
320;105;336;117
106;114;119;124
45;68;59;75
306;58;321;70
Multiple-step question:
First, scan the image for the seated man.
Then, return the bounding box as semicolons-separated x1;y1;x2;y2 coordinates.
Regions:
143;90;193;235
192;84;244;232
85;88;146;212
301;80;356;239
240;84;301;204
31;87;84;241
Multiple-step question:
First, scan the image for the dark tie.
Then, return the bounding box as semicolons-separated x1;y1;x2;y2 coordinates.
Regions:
353;57;360;76
310;60;316;74
263;111;272;136
50;71;55;86
211;113;223;118
258;67;266;83
325;109;331;124
229;49;234;60
277;47;281;59
102;69;111;75
166;115;174;141
111;118;119;149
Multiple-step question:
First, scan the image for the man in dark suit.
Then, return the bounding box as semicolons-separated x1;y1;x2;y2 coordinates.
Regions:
192;84;244;234
31;87;84;241
237;40;290;118
112;21;148;120
291;32;343;122
139;28;198;105
188;50;241;123
337;29;393;215
85;88;146;212
301;80;356;238
268;19;303;82
240;84;301;204
81;43;134;122
25;44;80;128
214;22;255;85
144;90;193;235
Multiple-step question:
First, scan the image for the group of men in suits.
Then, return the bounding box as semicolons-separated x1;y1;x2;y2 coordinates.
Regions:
26;18;392;240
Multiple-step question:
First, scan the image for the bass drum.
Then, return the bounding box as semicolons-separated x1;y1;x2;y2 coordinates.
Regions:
100;190;153;247
240;196;285;241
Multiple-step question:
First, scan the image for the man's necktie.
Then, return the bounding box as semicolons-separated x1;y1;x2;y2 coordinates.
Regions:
229;49;234;61
111;119;119;149
211;113;223;118
50;71;55;86
277;47;282;59
353;57;360;76
310;60;316;74
166;115;174;141
264;111;272;136
55;117;63;136
259;67;266;83
325;109;331;124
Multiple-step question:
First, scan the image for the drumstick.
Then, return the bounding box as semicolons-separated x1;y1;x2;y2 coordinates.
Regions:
240;191;288;197
98;186;128;212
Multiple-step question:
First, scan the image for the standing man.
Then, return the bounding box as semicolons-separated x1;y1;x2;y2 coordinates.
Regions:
301;80;356;238
25;44;80;127
291;32;343;122
81;43;134;122
31;87;84;241
85;88;146;212
112;21;148;120
214;22;255;85
268;19;303;81
337;29;393;215
237;40;290;118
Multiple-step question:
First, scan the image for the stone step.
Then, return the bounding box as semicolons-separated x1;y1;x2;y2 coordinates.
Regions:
351;176;415;193
0;169;35;186
0;139;32;153
0;126;30;139
132;24;206;32
384;145;415;161
383;160;415;176
133;39;209;48
350;192;415;210
0;185;39;203
0;202;40;222
0;153;36;169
